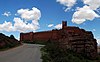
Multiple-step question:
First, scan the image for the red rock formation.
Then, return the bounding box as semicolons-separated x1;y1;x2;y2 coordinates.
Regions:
20;21;97;59
0;33;20;49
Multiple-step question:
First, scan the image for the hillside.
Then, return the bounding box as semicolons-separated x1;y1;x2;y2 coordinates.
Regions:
0;33;21;50
41;41;100;62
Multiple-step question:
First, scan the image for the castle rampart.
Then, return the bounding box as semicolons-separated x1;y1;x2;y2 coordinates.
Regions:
20;21;97;59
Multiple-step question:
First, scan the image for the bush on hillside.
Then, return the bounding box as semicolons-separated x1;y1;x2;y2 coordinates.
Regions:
41;40;98;62
10;35;15;39
0;33;21;50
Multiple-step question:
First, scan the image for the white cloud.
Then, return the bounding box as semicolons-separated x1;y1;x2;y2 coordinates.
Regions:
97;39;100;45
17;7;41;25
54;24;62;29
15;13;18;16
93;29;96;31
2;12;11;17
72;5;99;24
57;0;76;11
48;24;54;27
13;17;39;32
57;0;100;24
48;23;62;29
0;7;41;32
0;21;13;32
96;8;100;15
83;0;100;10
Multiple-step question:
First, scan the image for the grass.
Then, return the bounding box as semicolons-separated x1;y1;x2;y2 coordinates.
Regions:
23;40;47;45
40;41;100;62
23;40;100;62
0;33;21;51
0;44;22;51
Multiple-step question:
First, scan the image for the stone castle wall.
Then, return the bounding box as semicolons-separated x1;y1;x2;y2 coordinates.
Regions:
20;21;97;59
20;30;60;41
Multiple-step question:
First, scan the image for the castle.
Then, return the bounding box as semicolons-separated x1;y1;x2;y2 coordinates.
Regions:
20;21;97;59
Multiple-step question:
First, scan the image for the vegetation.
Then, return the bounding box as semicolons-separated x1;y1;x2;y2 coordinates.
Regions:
41;40;100;62
0;33;21;51
23;40;47;45
22;39;100;62
10;35;15;39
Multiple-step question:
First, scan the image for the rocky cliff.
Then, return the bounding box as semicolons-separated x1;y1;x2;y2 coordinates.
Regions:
58;28;97;59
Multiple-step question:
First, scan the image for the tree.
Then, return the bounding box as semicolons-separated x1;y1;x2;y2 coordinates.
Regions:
10;35;15;39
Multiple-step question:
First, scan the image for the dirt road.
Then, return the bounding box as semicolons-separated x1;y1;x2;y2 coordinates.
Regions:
0;44;43;62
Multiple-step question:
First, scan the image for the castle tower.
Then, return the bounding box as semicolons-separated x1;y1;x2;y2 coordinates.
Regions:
62;21;67;29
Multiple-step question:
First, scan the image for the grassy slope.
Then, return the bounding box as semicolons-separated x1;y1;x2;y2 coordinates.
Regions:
40;41;100;62
0;33;21;51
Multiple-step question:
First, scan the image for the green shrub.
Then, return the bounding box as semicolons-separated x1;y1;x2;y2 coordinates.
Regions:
10;35;15;39
41;40;99;62
0;33;20;51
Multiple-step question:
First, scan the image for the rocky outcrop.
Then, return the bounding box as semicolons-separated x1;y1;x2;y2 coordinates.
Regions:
58;28;97;59
0;33;20;49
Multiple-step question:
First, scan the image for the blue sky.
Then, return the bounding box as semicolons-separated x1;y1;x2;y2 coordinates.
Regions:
0;0;100;44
